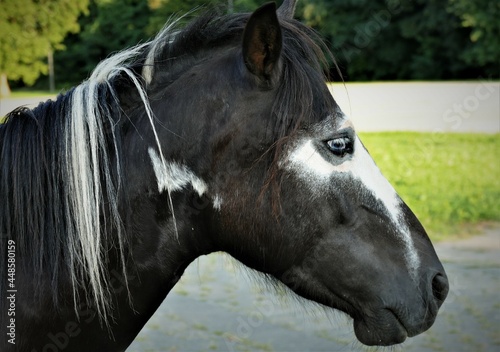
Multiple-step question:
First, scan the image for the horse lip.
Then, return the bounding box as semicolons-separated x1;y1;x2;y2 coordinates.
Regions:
352;308;409;346
322;292;410;346
386;308;409;335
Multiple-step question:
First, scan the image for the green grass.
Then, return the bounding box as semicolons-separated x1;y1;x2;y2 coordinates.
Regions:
360;132;500;240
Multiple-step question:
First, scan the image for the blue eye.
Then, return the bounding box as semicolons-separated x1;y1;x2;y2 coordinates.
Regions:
326;137;353;157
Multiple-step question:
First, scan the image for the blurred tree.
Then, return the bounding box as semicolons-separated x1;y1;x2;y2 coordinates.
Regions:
0;0;89;95
56;0;268;86
448;0;500;77
147;0;218;35
55;0;151;85
297;0;497;80
147;0;263;34
45;0;500;86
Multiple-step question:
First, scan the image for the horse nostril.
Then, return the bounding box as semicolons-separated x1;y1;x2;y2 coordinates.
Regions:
431;273;449;303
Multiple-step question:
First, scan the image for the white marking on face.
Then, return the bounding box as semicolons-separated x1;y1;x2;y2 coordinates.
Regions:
285;136;420;279
288;140;335;178
148;148;207;196
213;194;223;210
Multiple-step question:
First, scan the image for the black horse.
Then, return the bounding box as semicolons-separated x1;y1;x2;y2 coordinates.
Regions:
0;1;448;350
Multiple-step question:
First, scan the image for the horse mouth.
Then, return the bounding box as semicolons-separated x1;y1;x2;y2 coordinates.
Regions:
280;268;439;346
352;308;409;346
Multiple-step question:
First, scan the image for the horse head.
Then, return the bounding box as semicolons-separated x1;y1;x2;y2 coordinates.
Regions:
139;0;449;346
0;1;448;350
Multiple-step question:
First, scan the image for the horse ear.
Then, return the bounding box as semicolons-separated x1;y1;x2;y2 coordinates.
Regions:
242;2;282;82
277;0;297;19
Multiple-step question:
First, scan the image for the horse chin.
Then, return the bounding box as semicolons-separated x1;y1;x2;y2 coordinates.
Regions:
352;309;408;346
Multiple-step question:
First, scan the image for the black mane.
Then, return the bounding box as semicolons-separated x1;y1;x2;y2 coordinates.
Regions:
0;84;126;318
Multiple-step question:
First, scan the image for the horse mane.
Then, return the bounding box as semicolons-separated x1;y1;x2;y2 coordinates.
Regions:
0;39;166;324
0;8;331;323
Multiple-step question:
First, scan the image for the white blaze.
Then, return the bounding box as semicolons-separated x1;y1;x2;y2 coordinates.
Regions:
286;136;420;279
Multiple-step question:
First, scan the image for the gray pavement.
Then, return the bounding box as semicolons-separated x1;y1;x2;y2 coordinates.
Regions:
0;95;55;118
329;82;499;134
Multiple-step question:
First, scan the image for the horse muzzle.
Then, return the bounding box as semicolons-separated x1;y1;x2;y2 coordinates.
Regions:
353;270;449;346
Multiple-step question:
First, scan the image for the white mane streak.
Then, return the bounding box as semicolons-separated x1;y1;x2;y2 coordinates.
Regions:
65;24;178;323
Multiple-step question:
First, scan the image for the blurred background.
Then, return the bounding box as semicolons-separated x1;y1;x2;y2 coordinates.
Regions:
1;1;499;351
0;0;498;92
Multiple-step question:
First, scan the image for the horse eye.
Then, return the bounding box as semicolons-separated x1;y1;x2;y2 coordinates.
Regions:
326;137;353;157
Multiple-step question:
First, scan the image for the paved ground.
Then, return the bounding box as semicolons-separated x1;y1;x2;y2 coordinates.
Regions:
328;82;499;134
128;226;500;352
0;95;55;118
